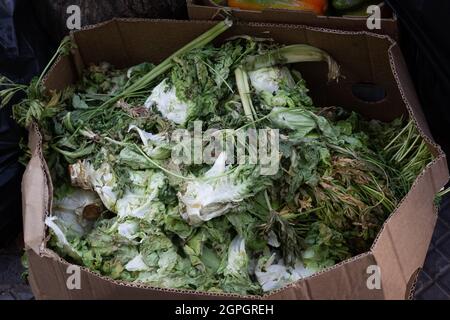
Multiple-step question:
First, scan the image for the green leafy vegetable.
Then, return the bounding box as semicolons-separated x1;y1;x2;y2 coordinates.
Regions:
5;22;434;295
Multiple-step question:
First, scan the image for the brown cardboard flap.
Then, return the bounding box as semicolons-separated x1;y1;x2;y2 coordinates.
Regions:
372;155;448;299
27;255;46;300
22;123;49;254
388;45;434;140
43;55;78;92
73;20;131;69
73;19;214;68
405;268;421;300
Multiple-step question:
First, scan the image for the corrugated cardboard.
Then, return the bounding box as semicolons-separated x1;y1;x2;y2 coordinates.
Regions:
187;0;398;39
23;19;448;300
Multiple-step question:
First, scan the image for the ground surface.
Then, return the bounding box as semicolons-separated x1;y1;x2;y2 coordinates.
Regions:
1;195;449;300
0;244;32;300
414;195;450;299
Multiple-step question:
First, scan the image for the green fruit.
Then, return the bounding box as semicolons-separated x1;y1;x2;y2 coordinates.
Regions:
332;0;369;10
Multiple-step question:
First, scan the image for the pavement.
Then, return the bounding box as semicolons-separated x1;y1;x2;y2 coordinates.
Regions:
0;244;33;300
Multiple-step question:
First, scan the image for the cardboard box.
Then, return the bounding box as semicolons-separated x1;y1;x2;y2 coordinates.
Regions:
23;19;448;300
187;0;398;40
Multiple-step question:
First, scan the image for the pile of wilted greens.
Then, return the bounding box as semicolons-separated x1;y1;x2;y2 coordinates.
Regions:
0;21;433;295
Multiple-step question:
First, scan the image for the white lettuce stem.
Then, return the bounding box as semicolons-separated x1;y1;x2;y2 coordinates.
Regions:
241;44;340;82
